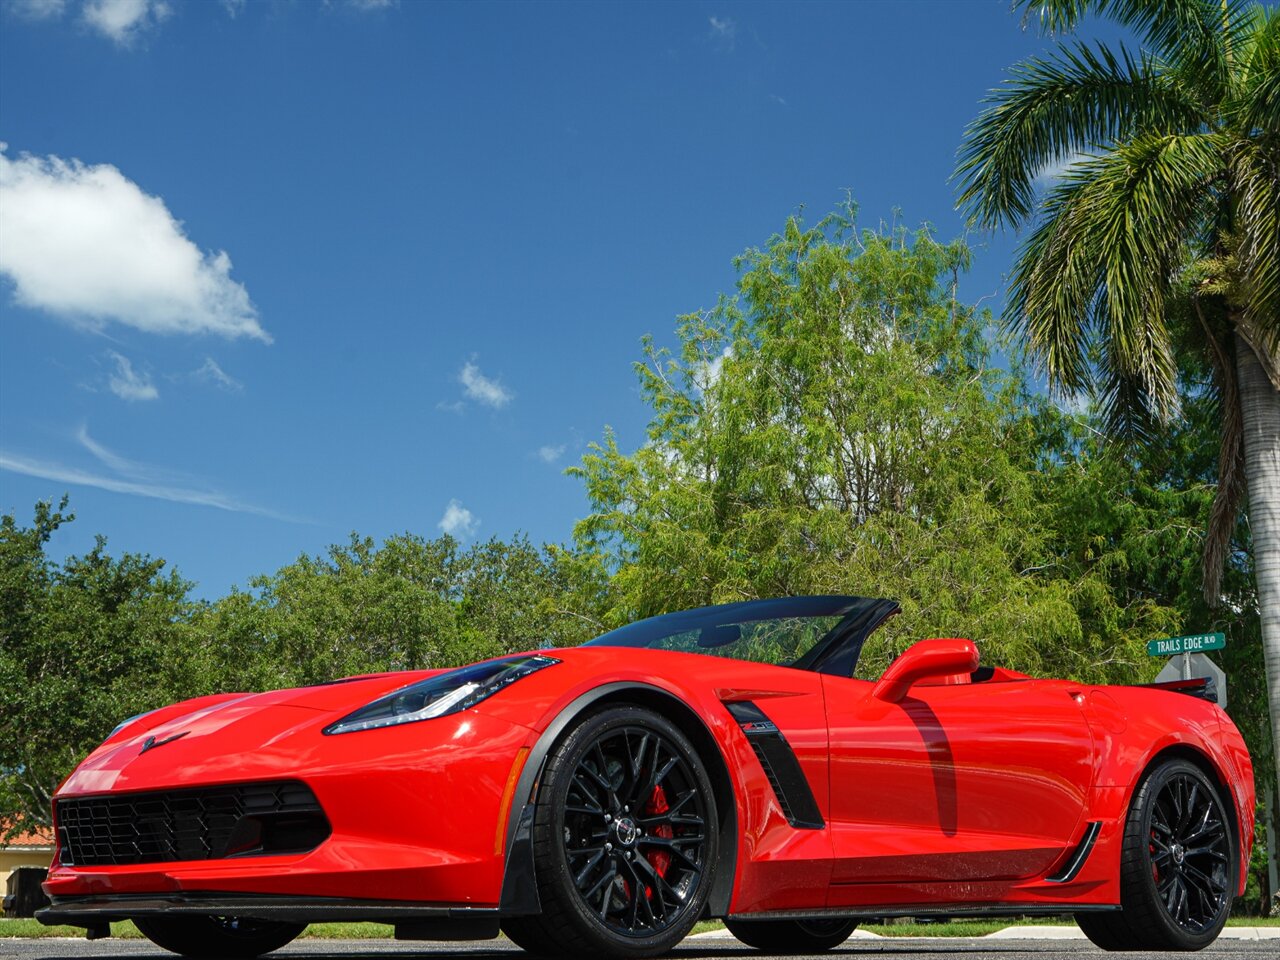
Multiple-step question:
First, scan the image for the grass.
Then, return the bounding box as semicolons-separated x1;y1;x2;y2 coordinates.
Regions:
0;919;143;939
3;914;1278;940
861;917;1061;938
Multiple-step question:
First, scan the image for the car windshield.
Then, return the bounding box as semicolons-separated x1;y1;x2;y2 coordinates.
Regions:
583;595;895;672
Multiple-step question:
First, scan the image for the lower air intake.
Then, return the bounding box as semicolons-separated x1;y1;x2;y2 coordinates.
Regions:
55;780;329;866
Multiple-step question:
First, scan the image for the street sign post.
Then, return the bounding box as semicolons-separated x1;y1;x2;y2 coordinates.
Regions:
1146;632;1227;709
1145;632;1226;656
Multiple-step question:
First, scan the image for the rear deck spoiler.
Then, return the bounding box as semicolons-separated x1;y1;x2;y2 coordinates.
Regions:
1139;676;1218;703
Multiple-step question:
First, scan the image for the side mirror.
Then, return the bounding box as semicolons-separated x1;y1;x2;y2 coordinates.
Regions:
872;638;979;703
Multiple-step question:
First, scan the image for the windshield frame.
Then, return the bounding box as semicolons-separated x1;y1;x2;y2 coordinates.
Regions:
582;595;900;677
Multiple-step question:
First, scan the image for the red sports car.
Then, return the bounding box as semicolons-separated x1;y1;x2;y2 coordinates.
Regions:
39;596;1254;957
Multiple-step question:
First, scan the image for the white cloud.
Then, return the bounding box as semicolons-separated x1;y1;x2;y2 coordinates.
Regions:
537;444;566;464
0;145;269;342
192;357;242;391
1035;150;1093;186
459;361;513;408
438;499;477;538
347;0;395;9
0;449;303;521
76;423;154;477
8;0;67;20
82;0;171;46
694;345;732;395
107;351;158;401
708;15;736;47
220;0;245;17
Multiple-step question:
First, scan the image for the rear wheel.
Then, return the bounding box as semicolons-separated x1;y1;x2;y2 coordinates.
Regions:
725;917;858;953
133;916;305;958
1076;758;1233;951
500;705;717;958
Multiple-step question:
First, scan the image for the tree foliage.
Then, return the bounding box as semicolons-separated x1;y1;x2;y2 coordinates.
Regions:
0;499;194;837
573;207;1181;684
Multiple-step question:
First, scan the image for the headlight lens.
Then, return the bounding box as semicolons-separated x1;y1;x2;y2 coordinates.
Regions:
323;654;558;735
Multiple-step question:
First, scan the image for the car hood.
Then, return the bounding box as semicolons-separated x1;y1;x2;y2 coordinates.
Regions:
59;670;452;797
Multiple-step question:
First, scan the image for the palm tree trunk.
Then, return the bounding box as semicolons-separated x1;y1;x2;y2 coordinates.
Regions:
1237;332;1280;805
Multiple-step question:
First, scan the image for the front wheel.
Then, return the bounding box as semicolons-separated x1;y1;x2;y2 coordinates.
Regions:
725;917;858;953
501;705;718;958
1076;758;1234;952
133;916;305;958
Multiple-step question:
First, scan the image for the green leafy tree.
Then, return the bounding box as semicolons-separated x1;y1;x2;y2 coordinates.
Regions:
0;499;195;833
573;207;1181;683
455;535;608;657
191;531;608;690
956;0;1280;801
191;533;464;690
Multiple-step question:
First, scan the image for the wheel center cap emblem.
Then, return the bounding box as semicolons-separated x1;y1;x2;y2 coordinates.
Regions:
1171;843;1186;865
614;817;638;846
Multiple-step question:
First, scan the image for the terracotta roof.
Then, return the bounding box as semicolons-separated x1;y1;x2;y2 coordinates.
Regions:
1;821;54;849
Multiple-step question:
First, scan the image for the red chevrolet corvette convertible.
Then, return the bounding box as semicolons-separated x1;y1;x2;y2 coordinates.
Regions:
40;596;1253;957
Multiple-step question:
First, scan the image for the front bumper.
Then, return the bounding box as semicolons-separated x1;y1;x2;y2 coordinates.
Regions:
43;708;535;909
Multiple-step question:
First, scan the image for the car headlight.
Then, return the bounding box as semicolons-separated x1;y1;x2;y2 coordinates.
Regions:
323;654;558;735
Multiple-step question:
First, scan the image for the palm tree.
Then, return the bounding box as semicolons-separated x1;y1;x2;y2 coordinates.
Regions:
956;0;1279;796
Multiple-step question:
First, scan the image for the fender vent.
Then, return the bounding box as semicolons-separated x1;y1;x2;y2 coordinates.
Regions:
1047;820;1101;883
724;701;824;830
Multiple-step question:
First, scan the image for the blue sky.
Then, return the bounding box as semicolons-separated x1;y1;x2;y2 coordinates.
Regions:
1;0;1110;597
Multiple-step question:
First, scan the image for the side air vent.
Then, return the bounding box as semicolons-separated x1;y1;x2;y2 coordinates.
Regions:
724;701;824;830
1047;820;1102;883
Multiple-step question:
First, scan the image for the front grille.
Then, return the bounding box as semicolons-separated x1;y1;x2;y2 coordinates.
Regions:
56;780;328;866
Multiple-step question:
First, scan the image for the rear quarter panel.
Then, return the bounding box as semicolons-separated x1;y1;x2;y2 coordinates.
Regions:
1084;686;1254;894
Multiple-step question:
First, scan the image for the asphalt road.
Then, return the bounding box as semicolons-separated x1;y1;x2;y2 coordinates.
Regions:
0;938;1275;960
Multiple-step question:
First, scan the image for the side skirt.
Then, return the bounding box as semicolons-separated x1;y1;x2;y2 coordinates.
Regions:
728;903;1121;922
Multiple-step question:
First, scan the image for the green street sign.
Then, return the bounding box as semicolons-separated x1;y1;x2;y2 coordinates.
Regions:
1146;632;1226;657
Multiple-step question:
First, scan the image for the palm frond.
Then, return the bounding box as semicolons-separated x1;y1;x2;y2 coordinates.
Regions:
1006;133;1227;419
1018;1;1246;61
1230;138;1280;359
1228;3;1280;133
1094;341;1165;443
1006;189;1100;392
956;42;1203;228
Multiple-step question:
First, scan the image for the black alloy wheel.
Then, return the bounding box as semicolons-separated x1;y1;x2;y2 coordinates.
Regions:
1147;771;1232;932
501;705;718;958
1076;758;1233;952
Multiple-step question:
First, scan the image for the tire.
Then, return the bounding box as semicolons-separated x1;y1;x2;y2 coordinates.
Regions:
725;917;858;952
133;916;305;958
500;705;718;958
1076;758;1234;952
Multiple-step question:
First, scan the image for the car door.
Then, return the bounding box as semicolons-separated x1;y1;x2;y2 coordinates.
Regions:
821;670;1096;893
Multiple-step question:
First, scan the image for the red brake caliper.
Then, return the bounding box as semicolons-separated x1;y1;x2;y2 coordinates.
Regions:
645;784;674;880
